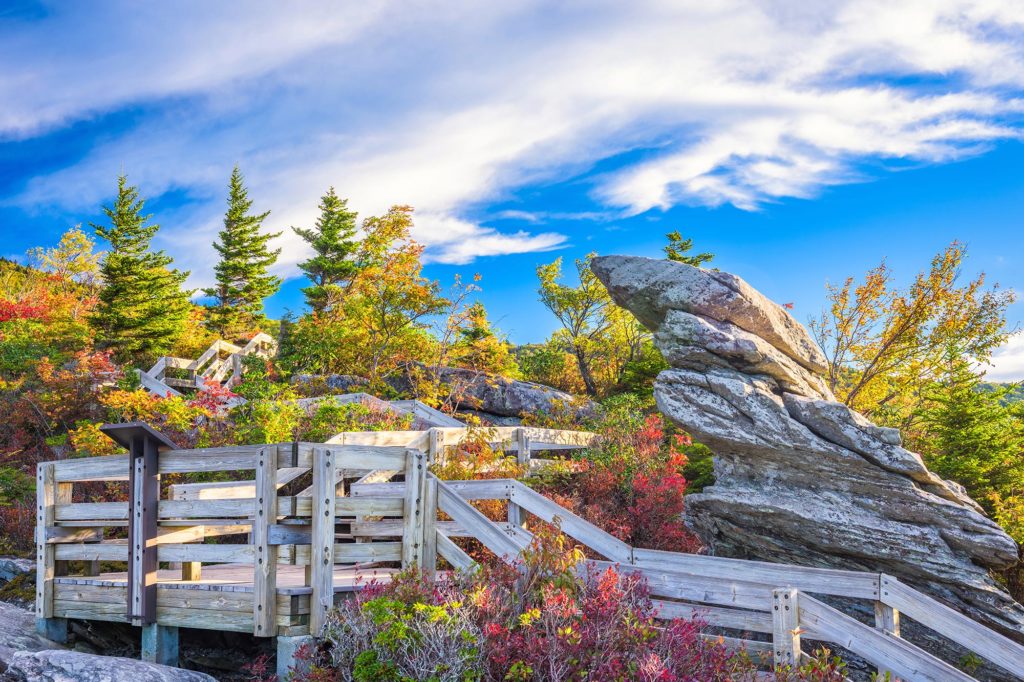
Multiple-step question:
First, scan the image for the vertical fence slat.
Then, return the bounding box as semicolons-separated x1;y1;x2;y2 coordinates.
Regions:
772;588;801;668
35;463;56;619
310;447;336;634
421;477;438;580
516;428;531;467
402;449;425;569
874;599;901;678
253;446;278;637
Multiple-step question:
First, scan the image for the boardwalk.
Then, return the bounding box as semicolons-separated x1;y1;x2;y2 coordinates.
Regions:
35;422;1024;680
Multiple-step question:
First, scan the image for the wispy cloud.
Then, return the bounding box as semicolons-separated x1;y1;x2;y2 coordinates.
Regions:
2;1;1023;289
986;333;1024;383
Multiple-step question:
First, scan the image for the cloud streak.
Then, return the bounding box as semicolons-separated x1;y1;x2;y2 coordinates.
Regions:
2;0;1023;290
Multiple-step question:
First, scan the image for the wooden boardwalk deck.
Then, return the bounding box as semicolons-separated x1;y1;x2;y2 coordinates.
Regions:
33;422;1024;680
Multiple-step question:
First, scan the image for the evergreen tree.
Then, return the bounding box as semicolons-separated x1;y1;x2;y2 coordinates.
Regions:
204;166;282;337
90;175;191;363
919;347;1024;514
664;231;714;266
292;187;359;313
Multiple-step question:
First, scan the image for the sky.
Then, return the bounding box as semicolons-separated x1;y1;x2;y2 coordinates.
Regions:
2;0;1024;379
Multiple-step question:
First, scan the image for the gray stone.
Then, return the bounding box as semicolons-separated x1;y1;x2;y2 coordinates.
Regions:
430;366;597;419
6;650;216;682
0;558;32;582
0;602;62;672
592;254;1024;642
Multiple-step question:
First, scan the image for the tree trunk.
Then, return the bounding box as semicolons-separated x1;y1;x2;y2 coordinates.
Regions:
573;345;599;397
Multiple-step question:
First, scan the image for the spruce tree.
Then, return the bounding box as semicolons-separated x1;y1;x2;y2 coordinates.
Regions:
204;166;282;337
664;231;714;266
90;175;192;363
292;187;360;313
919;348;1024;513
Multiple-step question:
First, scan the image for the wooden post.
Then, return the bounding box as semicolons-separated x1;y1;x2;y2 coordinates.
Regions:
402;449;425;569
141;623;178;666
516;428;530;467
253;446;278;637
35;462;66;642
277;634;313;679
421;477;438;580
181;562;201;581
100;423;177;626
310;447;336;635
874;577;901;679
772;588;801;668
428;428;441;465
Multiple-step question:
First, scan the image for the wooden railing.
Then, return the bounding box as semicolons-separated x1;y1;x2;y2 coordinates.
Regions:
356;476;1024;681
138;332;277;396
36;424;1024;681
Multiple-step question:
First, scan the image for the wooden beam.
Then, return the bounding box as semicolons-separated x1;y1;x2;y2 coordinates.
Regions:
772;588;801;668
310;447;336;635
35;463;56;621
253;446;278;637
402;449;426;569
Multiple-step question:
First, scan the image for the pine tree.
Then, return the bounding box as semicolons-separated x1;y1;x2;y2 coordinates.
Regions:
664;231;714;266
292;187;359;313
919;348;1024;514
90;175;192;363
204;166;282;337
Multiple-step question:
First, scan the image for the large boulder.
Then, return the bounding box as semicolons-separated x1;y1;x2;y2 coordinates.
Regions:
0;601;62;673
431;366;595;419
5;650;215;682
592;255;1024;641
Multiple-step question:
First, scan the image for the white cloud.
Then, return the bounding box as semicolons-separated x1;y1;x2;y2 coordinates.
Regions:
985;333;1024;383
2;0;1023;286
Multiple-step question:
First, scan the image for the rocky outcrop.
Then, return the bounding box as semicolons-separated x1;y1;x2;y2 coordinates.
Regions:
5;650;215;681
592;255;1024;640
0;558;31;583
429;366;596;419
0;601;62;674
293;368;596;421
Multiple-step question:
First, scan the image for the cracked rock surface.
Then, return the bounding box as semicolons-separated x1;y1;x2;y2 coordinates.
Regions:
592;254;1024;640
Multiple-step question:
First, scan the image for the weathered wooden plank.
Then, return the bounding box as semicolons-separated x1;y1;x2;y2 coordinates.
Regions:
44;526;103;544
36;463;57;619
798;593;975;682
350;478;513;501
402;449;426;568
510;483;632;563
772;588;801;668
325;431;424;448
632;548;880;600
595;561;773;612
253;446;278;636
436;532;476;573
437;483;523;560
158;543;255;563
650;599;773;633
880;575;1024;679
293;496;404;518
421;477;438;579
169;467;307;501
874;598;900;679
55;543;129;561
515;428;530;466
54;456;129;482
349;520;471;538
310;447;336;635
293;542;403;565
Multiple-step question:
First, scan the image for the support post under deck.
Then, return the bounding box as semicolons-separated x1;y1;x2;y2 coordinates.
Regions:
36;616;68;643
277;635;314;679
141;623;179;667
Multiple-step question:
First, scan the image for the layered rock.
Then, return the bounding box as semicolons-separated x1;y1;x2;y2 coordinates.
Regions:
5;650;215;681
592;255;1024;639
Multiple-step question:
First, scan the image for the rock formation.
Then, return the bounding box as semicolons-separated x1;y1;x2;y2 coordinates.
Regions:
293;367;596;422
5;650;216;681
591;255;1024;640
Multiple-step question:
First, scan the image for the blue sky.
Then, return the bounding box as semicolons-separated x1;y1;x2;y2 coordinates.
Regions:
2;1;1024;378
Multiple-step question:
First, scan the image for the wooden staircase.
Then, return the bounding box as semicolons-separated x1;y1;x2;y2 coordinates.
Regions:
137;332;277;396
